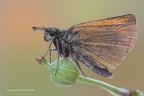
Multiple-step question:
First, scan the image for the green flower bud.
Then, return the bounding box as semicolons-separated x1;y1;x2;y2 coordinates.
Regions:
49;57;80;87
36;57;144;96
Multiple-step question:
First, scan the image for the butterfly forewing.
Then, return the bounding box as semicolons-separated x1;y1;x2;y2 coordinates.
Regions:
68;14;137;70
69;14;136;28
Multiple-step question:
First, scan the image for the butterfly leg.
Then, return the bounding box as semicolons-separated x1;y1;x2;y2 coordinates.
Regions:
74;58;86;77
69;45;86;77
55;39;60;75
43;38;56;64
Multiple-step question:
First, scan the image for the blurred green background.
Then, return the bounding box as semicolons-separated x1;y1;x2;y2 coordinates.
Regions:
0;0;144;96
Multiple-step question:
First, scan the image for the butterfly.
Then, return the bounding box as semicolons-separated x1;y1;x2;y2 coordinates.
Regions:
33;14;137;78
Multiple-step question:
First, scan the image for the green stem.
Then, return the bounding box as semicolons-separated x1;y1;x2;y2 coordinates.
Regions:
77;75;131;96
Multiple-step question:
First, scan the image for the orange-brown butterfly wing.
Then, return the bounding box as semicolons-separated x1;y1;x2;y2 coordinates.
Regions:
69;14;136;27
68;14;137;70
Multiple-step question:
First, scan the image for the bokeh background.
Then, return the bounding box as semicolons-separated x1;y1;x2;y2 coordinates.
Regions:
0;0;144;96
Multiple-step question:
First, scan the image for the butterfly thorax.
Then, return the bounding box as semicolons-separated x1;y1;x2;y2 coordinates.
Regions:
53;30;70;57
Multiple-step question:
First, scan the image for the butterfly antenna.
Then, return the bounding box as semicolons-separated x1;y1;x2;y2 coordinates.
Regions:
32;26;45;31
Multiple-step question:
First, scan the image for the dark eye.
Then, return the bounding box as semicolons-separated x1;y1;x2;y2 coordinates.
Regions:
44;32;51;42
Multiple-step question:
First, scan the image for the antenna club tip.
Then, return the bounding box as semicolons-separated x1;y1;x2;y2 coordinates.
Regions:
32;26;37;31
32;26;45;31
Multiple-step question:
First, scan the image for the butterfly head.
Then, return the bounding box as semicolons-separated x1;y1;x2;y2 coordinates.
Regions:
32;26;59;42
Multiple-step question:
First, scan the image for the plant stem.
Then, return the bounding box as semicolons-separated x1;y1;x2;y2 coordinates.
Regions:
77;75;131;96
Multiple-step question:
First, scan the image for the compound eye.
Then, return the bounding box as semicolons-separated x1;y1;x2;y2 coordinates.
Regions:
44;32;51;42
